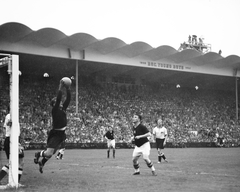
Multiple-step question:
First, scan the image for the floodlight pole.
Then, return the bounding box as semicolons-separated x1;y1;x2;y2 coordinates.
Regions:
236;76;238;122
75;60;79;113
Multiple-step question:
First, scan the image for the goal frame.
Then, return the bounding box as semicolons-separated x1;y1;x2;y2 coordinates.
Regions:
0;54;20;188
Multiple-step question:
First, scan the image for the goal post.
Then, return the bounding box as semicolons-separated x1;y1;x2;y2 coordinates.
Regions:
8;54;20;188
0;54;20;188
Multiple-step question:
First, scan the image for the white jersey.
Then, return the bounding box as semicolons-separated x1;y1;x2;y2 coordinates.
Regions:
3;113;11;137
153;126;167;139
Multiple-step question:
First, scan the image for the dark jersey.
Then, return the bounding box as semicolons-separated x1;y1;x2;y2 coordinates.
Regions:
133;124;149;147
104;131;114;140
52;89;71;130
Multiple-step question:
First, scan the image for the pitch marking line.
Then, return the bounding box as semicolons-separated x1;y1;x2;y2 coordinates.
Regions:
103;165;239;177
198;172;239;177
59;163;240;178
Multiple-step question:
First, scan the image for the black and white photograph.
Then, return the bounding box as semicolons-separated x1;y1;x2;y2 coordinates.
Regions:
0;0;240;191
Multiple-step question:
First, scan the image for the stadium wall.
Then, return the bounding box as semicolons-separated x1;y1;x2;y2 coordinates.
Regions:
25;142;239;150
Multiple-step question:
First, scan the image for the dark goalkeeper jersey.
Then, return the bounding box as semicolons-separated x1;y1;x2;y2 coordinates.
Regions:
52;89;71;130
133;124;149;147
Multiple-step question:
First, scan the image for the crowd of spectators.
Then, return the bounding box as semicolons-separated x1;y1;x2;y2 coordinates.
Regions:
0;74;240;147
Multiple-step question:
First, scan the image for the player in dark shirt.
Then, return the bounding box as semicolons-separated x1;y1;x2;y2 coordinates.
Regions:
104;126;116;158
130;114;156;176
34;79;71;173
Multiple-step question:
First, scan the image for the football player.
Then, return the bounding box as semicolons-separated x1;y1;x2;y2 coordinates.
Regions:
153;119;168;163
131;114;156;176
104;126;116;158
34;79;71;173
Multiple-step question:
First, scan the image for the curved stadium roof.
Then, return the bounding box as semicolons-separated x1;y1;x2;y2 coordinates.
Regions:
0;22;240;89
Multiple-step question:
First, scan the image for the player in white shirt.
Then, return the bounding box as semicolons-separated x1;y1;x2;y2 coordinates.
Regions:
3;107;11;159
152;119;168;163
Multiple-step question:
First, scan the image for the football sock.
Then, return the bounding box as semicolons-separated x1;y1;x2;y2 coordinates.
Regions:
0;165;8;181
0;170;7;181
41;157;48;166
107;150;110;158
0;166;23;182
18;168;23;181
146;161;155;171
113;149;115;158
133;163;140;172
158;155;162;162
162;154;166;160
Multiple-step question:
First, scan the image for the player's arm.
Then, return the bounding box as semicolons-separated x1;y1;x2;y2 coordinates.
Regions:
104;132;108;140
63;87;71;110
164;128;168;146
3;116;8;128
129;136;135;143
4;114;12;127
135;132;151;139
152;128;156;142
53;81;63;109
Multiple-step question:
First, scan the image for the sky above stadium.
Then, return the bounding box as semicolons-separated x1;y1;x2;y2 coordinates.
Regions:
1;0;240;57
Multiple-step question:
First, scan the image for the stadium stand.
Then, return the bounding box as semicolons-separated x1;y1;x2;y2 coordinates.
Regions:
0;68;239;149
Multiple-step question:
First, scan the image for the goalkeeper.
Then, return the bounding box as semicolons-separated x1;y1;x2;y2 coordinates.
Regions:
34;79;71;173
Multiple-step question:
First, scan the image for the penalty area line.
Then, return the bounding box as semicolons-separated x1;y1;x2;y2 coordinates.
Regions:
106;165;239;177
54;163;239;178
198;172;239;177
106;165;183;173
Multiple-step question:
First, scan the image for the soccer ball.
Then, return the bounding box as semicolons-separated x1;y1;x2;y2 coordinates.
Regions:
61;77;72;87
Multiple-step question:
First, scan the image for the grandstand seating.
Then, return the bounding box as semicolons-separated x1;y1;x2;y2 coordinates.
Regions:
0;68;239;147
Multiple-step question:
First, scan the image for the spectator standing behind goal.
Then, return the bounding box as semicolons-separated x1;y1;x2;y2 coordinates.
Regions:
34;79;71;173
104;126;116;158
130;114;157;176
152;119;168;163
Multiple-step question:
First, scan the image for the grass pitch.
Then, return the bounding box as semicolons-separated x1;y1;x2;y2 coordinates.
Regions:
0;148;240;192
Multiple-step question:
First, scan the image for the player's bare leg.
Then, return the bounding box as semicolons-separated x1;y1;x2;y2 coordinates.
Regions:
113;148;115;158
107;149;110;158
157;148;161;163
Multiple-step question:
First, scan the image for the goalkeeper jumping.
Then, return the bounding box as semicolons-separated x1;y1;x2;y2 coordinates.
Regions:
34;79;71;173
